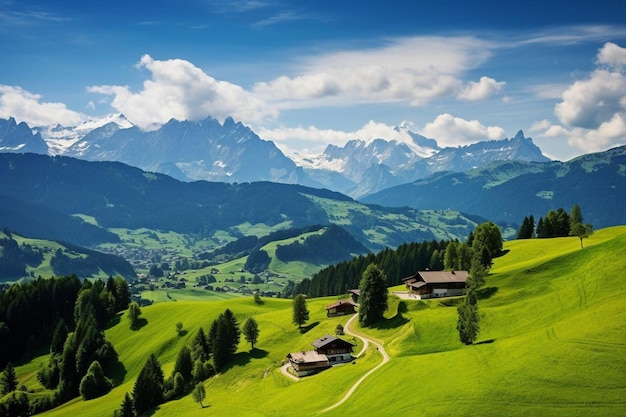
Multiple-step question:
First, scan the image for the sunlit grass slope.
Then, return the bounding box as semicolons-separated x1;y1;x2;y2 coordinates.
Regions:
35;226;626;417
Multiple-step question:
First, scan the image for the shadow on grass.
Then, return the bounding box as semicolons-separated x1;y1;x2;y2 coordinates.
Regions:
105;313;122;330
299;321;320;334
108;357;127;386
475;339;496;345
220;349;269;373
371;306;409;330
177;329;189;337
130;318;148;331
477;286;499;300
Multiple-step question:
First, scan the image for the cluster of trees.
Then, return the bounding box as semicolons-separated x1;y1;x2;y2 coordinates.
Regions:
517;204;593;247
0;276;129;415
0;275;122;368
113;308;260;416
292;222;503;299
0;232;43;278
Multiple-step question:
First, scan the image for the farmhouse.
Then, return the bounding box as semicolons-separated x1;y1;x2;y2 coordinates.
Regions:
286;334;356;376
347;289;360;303
312;334;355;363
325;300;357;317
402;270;469;299
286;351;329;377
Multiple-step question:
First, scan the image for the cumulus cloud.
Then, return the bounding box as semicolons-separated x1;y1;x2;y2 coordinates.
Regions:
0;85;86;126
88;54;277;130
458;76;505;101
253;36;495;108
418;113;506;147
537;42;626;153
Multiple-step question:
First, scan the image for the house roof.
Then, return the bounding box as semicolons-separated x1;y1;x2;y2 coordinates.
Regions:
403;270;469;284
287;350;328;364
325;300;357;310
312;334;356;349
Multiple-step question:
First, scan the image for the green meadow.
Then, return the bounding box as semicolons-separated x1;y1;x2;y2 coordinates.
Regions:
16;226;626;416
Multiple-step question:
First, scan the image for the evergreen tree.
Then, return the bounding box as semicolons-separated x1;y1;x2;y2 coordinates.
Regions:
133;354;164;416
211;319;230;372
569;203;583;226
517;216;532;239
456;294;480;345
0;362;18;395
190;328;209;362
222;309;240;355
292;294;309;330
536;217;546;238
172;346;193;382
113;392;135;417
358;263;389;327
50;319;69;355
242;317;260;350
443;241;459;270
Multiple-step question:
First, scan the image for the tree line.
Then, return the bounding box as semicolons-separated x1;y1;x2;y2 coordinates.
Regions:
0;276;130;416
517;204;593;247
0;231;44;279
289;222;503;299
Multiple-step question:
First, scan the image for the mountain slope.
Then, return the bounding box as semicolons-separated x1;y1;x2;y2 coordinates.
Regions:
362;145;626;228
0;117;48;154
0;153;481;251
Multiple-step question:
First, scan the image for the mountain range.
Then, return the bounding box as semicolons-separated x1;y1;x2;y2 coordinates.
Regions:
0;115;548;198
362;144;626;229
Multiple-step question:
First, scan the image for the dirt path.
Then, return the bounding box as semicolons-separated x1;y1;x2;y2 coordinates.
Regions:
318;314;390;413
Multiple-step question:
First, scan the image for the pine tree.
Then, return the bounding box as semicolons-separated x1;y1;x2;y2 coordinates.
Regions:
292;294;309;330
242;317;260;350
50;319;68;355
172;346;193;382
113;392;135;417
127;302;142;330
358;263;389;327
133;354;164;416
222;309;240;355
1;362;18;395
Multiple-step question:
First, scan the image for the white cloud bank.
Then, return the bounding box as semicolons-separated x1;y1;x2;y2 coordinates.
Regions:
533;42;626;153
0;85;86;126
88;54;277;130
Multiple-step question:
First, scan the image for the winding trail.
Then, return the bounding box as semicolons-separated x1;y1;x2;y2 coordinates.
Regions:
318;314;390;413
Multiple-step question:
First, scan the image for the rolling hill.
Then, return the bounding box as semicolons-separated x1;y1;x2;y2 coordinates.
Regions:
12;226;624;417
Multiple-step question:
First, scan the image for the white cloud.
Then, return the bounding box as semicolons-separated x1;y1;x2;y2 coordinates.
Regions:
88;54;277;130
418;113;506;147
0;85;86;126
538;42;626;154
253;36;495;108
458;76;505;101
596;41;626;70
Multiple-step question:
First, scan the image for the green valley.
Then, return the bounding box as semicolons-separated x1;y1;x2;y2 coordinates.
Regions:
6;226;624;416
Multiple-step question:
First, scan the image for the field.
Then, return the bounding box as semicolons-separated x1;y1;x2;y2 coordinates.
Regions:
14;226;626;416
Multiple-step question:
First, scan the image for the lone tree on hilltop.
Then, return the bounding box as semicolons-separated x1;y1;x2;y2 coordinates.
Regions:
569;204;593;248
127;302;142;330
243;317;260;350
358;263;389;327
292;294;309;330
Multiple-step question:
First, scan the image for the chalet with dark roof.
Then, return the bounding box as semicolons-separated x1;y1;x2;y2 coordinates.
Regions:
286;351;329;377
402;270;469;299
325;300;357;317
347;289;360;303
312;334;355;363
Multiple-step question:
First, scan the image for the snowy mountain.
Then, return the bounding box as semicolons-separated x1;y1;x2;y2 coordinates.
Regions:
1;114;549;199
35;113;133;155
0;117;48;154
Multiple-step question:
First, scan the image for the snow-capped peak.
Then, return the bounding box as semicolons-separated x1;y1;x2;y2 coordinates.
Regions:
35;113;134;155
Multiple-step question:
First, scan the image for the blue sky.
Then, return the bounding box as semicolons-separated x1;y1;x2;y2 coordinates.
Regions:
2;0;626;161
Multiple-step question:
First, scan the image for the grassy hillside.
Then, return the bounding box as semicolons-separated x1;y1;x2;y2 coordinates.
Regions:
19;226;626;416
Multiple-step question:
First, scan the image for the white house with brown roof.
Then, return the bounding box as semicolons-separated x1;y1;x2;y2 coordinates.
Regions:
402;270;469;299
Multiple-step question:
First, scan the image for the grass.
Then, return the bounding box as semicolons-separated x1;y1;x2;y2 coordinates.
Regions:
18;226;626;416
